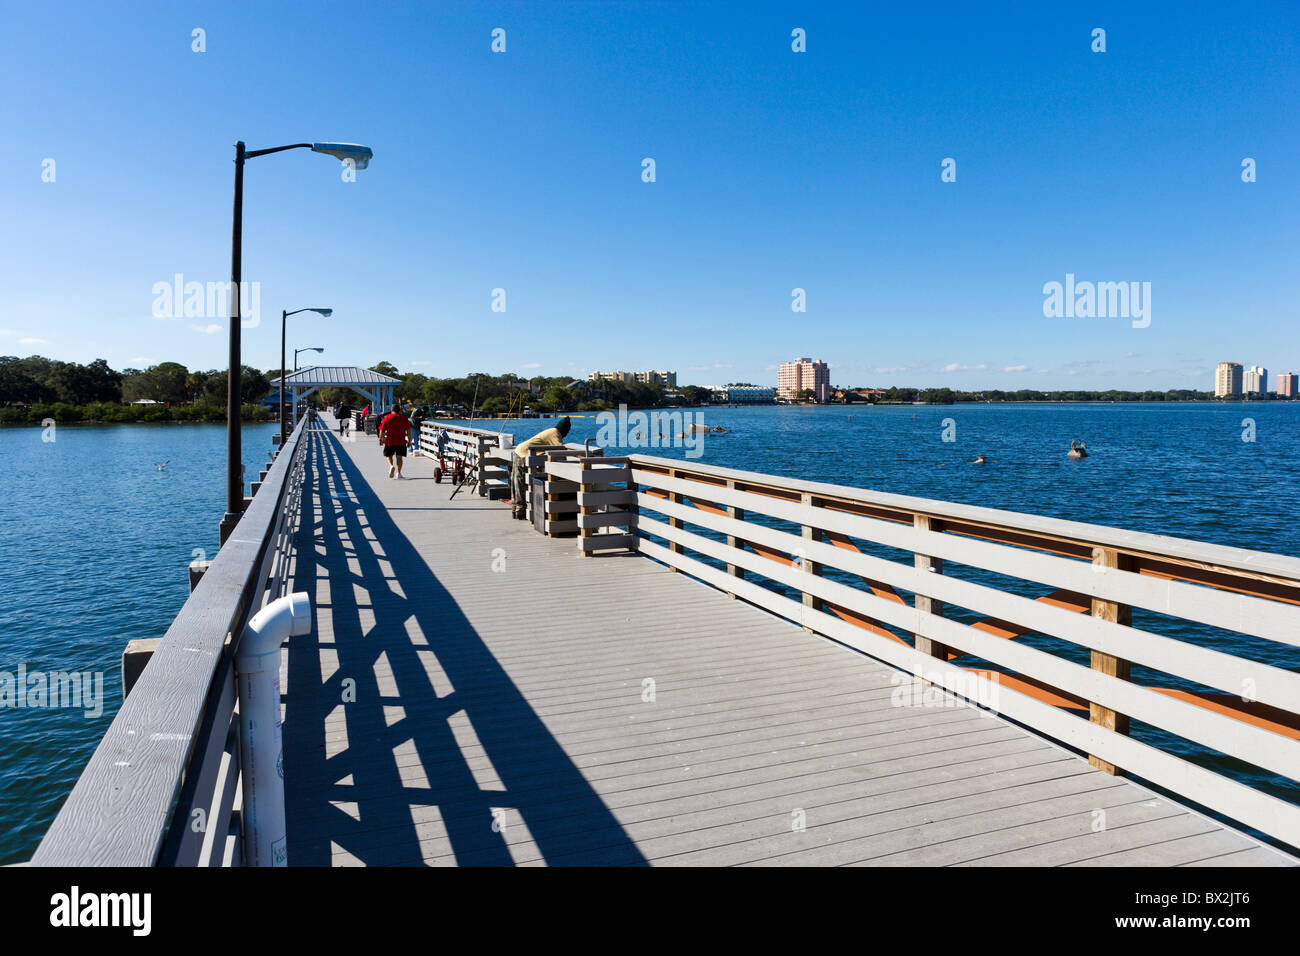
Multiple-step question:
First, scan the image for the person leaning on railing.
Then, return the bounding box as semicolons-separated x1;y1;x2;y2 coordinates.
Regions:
509;416;571;519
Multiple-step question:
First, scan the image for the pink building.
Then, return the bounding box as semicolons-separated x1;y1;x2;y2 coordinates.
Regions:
777;358;830;402
1279;372;1299;398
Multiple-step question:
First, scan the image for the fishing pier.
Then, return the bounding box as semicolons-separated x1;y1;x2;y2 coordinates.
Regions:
31;409;1300;866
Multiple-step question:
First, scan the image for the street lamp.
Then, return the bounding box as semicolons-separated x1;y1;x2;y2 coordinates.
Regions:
220;141;372;544
294;346;324;372
280;310;331;444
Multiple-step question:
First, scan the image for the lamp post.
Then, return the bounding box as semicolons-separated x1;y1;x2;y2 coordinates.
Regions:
294;346;324;373
220;141;372;544
280;313;331;445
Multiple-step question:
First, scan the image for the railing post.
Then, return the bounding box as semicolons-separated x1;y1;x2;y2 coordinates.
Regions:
799;493;823;631
579;459;594;557
1089;547;1132;775
912;515;948;659
668;467;683;572
476;436;488;495
725;478;745;596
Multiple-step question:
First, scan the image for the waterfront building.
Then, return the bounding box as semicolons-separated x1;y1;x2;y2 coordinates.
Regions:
1243;365;1268;395
589;369;677;388
1278;372;1299;398
777;358;830;402
1214;362;1243;398
708;385;776;404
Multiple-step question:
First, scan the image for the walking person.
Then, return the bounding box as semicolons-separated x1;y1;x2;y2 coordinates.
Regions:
337;401;351;436
379;405;411;479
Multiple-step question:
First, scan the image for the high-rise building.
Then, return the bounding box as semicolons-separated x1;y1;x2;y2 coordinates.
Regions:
1214;362;1243;398
1278;372;1299;398
777;358;830;402
1243;365;1268;395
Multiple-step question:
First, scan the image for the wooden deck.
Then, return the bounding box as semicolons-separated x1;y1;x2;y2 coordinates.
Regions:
279;417;1296;866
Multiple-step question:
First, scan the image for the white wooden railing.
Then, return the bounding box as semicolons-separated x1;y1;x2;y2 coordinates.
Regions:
417;421;510;497
536;452;1300;849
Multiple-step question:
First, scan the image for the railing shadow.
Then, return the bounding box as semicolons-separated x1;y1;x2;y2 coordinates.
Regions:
284;425;647;866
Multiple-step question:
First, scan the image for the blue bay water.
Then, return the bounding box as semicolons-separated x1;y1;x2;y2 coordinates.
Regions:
1;403;1297;861
0;421;277;864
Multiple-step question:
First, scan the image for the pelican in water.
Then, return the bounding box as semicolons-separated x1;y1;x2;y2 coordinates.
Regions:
1068;440;1088;459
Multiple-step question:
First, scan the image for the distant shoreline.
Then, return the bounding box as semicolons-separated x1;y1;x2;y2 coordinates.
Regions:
2;397;1294;428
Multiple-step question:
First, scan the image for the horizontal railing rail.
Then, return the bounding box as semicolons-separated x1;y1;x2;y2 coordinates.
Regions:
617;454;1300;849
32;412;313;866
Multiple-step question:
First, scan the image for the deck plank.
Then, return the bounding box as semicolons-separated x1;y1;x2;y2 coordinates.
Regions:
281;417;1296;866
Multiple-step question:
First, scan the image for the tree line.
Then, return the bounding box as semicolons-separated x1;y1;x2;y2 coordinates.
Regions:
325;364;714;415
0;355;275;424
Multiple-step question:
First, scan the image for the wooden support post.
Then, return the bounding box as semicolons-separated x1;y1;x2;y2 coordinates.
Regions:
912;515;949;659
800;493;823;631
578;465;595;557
668;468;684;572
1089;547;1132;775
121;638;160;700
476;437;488;496
189;559;212;593
725;479;745;597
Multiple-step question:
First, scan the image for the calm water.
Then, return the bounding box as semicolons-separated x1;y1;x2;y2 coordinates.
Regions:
1;404;1297;861
0;421;277;864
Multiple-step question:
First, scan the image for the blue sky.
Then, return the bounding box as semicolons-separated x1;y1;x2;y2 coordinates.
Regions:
3;1;1297;390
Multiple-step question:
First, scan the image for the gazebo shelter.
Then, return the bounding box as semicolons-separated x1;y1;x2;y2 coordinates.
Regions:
274;365;403;422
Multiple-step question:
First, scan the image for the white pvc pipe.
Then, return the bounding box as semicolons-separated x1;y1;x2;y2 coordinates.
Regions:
235;592;311;866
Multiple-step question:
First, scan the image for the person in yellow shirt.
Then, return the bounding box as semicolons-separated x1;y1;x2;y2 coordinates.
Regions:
510;416;571;519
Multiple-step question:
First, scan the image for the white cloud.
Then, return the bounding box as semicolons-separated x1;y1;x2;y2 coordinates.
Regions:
688;361;732;372
128;357;151;365
191;323;223;335
941;363;987;373
1001;364;1029;372
873;365;907;374
519;362;541;369
410;360;431;367
18;337;47;345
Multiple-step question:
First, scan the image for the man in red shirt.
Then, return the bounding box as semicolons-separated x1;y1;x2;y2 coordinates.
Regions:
378;405;411;479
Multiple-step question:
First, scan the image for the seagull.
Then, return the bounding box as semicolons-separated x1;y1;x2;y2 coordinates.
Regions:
155;461;169;471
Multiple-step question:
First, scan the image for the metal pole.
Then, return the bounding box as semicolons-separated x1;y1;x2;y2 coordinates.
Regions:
220;141;246;545
279;309;287;446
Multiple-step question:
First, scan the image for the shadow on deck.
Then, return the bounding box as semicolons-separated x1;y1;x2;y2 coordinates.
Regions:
283;427;647;866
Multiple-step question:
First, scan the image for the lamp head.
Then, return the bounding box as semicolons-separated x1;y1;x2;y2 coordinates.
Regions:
311;143;372;169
